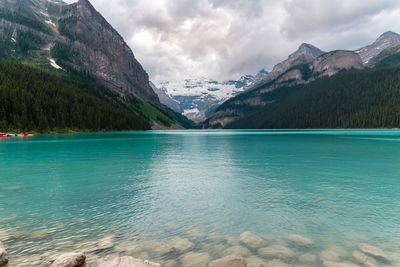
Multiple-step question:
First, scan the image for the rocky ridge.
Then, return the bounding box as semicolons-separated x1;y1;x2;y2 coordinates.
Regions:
205;46;363;128
355;31;400;65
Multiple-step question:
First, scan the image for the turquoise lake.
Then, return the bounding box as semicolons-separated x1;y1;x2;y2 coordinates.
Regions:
0;130;399;266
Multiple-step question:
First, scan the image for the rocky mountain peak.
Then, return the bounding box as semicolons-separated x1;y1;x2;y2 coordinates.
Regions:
377;31;400;41
297;43;323;55
356;31;400;64
252;43;324;86
77;0;94;10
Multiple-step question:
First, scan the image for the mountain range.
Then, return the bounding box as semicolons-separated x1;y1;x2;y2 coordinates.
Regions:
1;0;400;131
204;31;400;129
151;69;268;122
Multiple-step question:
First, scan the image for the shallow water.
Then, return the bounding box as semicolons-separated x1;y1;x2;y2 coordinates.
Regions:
0;130;399;266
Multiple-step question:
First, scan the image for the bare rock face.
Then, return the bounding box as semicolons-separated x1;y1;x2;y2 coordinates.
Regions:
59;0;160;105
312;51;363;77
50;253;86;267
0;242;8;266
0;0;160;106
209;255;245;267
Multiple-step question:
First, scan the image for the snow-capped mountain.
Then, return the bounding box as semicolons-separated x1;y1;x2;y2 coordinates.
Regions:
153;69;268;122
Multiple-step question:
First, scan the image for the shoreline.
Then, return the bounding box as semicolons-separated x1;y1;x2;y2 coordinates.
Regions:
1;229;397;267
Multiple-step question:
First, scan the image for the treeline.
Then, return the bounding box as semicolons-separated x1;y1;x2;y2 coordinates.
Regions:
229;66;400;129
0;61;150;132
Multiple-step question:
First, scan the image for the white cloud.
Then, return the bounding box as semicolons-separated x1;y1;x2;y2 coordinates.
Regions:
62;0;400;84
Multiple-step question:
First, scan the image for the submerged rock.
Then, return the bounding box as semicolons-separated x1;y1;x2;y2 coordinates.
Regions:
223;245;251;257
298;253;317;263
164;259;179;267
98;254;161;267
168;238;195;253
257;245;295;260
267;259;291;267
352;250;378;267
245;256;268;267
285;234;313;247
209;255;245;267
184;227;205;241
180;252;210;267
323;260;361;267
98;234;116;250
225;235;240;246
239;232;265;249
0;242;8;266
320;247;347;262
359;243;389;261
50;253;86;267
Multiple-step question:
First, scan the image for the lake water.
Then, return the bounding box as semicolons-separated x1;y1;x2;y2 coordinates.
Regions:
0;130;399;266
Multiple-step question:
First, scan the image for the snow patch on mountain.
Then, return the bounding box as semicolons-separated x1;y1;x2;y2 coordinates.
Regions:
153;69;268;122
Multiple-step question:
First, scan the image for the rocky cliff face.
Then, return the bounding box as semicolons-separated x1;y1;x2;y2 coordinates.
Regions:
356;31;400;65
59;0;159;105
312;51;363;77
0;0;160;106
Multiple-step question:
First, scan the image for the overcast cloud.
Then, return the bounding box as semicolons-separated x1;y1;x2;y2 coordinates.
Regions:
64;0;400;83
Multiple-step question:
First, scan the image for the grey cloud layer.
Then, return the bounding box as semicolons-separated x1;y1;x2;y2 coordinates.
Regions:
64;0;400;83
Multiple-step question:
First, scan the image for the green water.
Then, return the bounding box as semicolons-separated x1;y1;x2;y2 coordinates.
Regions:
0;130;399;266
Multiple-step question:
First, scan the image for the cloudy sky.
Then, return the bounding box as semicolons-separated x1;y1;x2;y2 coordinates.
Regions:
64;0;400;84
